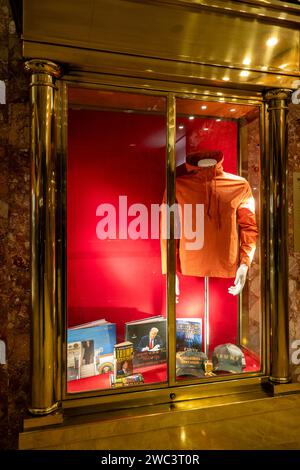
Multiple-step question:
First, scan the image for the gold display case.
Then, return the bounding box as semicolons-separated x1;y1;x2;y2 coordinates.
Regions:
21;0;300;418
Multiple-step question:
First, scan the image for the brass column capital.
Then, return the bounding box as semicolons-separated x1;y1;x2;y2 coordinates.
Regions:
264;89;292;102
24;59;63;78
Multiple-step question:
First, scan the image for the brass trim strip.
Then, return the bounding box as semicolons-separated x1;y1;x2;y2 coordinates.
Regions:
62;376;268;411
65;79;263;103
167;94;176;388
29;82;58;90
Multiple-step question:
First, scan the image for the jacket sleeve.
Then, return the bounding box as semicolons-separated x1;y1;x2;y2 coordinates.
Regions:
160;190;181;274
237;181;258;268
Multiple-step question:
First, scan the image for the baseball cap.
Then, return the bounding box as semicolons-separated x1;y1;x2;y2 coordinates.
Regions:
212;343;246;374
176;350;208;378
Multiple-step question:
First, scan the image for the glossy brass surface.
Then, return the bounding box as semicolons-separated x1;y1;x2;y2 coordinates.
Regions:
63;376;267;411
20;386;280;450
167;94;177;387
260;101;270;377
25;59;63;414
23;1;300;89
265;88;292;384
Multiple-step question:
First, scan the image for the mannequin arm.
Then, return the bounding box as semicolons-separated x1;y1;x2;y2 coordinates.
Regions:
228;264;248;296
176;273;180;303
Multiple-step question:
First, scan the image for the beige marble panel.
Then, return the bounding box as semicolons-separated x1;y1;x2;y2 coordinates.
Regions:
288;104;300;383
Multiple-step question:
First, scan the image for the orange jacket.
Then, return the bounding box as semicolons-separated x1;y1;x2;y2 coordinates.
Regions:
161;151;258;278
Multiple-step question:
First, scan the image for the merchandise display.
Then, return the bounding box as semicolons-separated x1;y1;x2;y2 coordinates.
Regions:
67;88;262;393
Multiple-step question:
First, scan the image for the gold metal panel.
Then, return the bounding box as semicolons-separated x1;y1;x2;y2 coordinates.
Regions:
20;387;275;449
23;40;300;90
23;0;300;79
167;94;176;387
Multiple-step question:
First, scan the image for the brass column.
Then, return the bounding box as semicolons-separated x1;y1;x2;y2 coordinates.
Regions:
25;60;62;414
265;89;292;384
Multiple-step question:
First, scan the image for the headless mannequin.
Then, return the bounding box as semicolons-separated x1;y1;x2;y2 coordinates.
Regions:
175;158;248;301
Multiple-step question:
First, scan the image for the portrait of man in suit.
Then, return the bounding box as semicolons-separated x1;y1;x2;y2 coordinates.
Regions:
137;327;163;352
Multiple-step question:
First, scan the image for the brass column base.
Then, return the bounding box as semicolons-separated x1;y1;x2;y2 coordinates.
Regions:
264;381;300;396
270;376;291;384
29;402;60;416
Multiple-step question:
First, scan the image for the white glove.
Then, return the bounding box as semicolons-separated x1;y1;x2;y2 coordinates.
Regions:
228;264;248;296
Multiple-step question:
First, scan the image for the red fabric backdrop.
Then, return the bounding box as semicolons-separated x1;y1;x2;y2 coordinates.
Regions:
67;110;238;354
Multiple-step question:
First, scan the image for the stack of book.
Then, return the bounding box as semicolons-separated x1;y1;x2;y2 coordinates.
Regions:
110;373;144;388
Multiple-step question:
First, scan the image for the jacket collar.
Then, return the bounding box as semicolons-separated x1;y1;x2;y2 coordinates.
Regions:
185;151;224;180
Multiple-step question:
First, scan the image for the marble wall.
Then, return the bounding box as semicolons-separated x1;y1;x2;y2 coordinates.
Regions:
0;0;300;449
0;0;31;450
288;103;300;383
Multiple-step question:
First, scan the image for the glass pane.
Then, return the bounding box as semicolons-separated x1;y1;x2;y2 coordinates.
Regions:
67;88;167;393
174;97;262;381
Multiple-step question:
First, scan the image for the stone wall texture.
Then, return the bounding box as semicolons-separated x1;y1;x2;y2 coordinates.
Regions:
0;0;31;450
0;0;300;450
288;103;300;383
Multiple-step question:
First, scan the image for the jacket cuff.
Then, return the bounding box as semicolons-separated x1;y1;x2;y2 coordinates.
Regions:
239;256;251;268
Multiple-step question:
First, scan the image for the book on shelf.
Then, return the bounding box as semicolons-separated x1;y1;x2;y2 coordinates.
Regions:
114;341;134;378
67;319;116;381
95;353;114;375
125;316;167;367
67;341;82;381
176;317;202;352
110;373;144;388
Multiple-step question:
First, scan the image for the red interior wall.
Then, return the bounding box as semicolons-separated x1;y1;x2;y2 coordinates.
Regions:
68;109;238;350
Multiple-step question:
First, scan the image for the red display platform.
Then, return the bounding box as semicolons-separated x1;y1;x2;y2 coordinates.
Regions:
68;349;260;393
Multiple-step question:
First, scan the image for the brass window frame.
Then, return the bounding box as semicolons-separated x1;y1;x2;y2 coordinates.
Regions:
57;78;269;412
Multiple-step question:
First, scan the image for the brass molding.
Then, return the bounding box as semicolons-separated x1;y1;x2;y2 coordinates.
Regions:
24;59;63;78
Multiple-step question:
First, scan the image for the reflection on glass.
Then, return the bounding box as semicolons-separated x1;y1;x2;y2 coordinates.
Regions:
172;98;262;380
67;88;167;393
